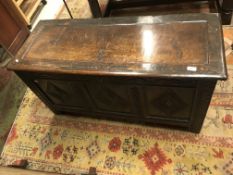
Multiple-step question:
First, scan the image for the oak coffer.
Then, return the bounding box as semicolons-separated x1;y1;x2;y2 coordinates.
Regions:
8;14;227;133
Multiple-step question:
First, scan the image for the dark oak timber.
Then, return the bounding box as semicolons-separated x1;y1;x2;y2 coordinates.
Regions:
8;14;227;133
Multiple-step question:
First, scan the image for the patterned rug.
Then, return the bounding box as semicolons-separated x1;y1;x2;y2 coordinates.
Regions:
0;26;233;175
0;65;26;152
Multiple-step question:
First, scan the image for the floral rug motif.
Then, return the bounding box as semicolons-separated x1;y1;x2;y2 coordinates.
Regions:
0;70;26;152
1;17;233;175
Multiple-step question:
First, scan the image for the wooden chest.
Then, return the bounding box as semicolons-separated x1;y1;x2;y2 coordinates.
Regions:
8;14;227;133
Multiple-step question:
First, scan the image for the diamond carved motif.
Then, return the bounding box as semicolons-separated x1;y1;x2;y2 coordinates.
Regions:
152;89;187;115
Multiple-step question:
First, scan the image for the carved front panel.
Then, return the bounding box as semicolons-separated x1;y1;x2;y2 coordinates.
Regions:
34;79;132;114
87;82;131;113
33;76;196;124
35;79;91;109
144;86;195;120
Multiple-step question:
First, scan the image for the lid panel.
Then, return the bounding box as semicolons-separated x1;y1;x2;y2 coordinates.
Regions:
25;22;208;65
26;25;101;62
103;22;208;65
8;14;227;79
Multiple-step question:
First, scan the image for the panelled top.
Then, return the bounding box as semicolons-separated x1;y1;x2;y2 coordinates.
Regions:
8;14;227;79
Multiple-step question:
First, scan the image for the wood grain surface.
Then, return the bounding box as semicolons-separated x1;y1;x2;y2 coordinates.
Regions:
8;14;226;79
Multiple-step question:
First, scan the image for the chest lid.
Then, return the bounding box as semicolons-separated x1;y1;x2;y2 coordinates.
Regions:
8;14;227;79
